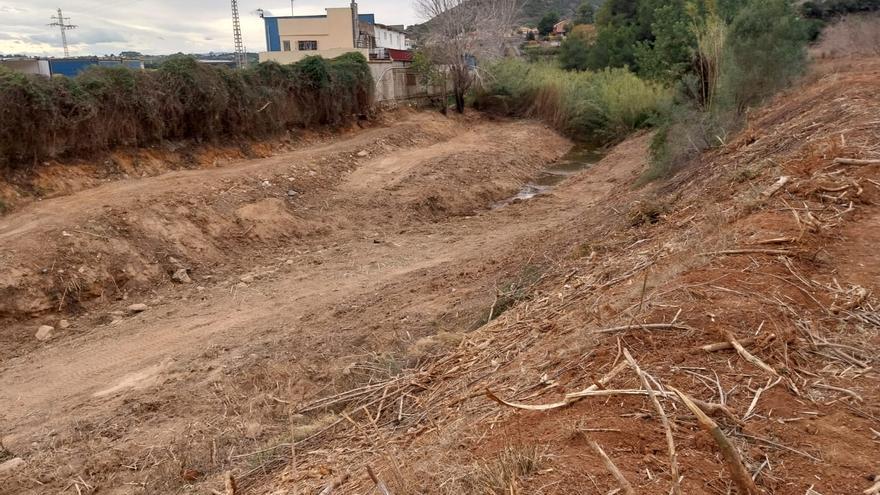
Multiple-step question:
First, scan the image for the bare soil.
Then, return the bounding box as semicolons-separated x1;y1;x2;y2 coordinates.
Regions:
2;58;880;495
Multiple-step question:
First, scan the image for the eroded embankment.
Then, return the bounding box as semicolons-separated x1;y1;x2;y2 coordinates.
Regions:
233;59;880;494
0;112;568;354
0;109;633;494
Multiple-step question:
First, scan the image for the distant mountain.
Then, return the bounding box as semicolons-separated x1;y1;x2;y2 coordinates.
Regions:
406;0;603;43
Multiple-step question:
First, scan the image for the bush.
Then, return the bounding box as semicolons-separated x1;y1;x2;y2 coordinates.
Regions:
646;103;735;181
719;0;810;112
538;11;561;36
645;0;811;181
559;31;592;71
523;45;561;63
476;59;670;141
802;0;880;19
0;53;373;168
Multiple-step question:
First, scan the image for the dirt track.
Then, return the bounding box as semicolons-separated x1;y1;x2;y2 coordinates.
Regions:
0;111;643;493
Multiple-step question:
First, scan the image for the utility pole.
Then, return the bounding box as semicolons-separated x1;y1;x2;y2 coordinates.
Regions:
231;0;246;69
291;0;295;15
351;1;359;48
49;8;77;57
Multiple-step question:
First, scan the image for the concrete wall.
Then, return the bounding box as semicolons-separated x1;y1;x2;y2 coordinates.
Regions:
0;59;51;77
370;61;445;102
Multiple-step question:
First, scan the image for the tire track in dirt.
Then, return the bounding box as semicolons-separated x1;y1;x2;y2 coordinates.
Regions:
0;114;576;451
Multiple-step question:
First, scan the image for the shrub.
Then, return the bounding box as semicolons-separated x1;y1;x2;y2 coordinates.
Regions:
559;31;593;71
522;45;561;63
719;0;810;112
476;59;670;141
645;0;811;181
802;0;880;19
0;53;373;168
645;103;735;181
538;11;561;36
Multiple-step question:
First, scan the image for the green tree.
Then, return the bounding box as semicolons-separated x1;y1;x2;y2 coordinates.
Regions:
574;2;596;24
412;50;443;91
538;11;561;35
585;0;666;70
634;1;695;82
583;21;639;69
720;0;809;111
716;0;746;22
559;30;592;70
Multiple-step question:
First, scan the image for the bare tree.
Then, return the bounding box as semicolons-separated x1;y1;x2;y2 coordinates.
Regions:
414;0;521;113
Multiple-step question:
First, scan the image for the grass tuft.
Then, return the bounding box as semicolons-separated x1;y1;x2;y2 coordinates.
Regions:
461;445;548;494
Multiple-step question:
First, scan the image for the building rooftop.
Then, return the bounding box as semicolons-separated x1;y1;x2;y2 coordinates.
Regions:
265;13;376;24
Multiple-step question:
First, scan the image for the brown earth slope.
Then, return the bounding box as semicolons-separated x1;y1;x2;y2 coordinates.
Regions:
237;59;878;494
1;58;879;495
0;111;584;493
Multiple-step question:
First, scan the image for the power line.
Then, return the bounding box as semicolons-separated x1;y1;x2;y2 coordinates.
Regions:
231;0;245;69
49;8;78;57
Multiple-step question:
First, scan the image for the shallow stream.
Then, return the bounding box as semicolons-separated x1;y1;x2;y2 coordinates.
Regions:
493;144;606;208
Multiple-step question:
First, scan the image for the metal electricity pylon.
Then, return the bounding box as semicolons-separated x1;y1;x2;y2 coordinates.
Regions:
49;8;77;57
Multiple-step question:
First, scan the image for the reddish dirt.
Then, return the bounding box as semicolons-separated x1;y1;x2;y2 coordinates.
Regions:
0;110;579;493
1;59;879;495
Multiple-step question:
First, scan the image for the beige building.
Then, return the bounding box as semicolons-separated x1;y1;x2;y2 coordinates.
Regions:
260;3;436;103
259;3;412;64
260;4;369;64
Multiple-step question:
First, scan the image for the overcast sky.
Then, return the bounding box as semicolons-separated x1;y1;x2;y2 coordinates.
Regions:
0;1;420;57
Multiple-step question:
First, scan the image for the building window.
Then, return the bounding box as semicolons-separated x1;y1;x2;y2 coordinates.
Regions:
298;40;318;51
282;40;291;52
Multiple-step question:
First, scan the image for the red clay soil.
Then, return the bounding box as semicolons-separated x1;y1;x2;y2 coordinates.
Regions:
240;59;880;494
1;59;879;495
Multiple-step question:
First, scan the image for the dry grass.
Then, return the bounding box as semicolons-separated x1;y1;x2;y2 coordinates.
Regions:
457;445;548;494
627;199;670;227
290;413;339;442
811;13;880;59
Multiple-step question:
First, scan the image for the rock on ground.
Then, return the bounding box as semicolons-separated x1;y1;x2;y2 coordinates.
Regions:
172;268;192;284
35;325;55;341
127;303;148;313
0;457;26;478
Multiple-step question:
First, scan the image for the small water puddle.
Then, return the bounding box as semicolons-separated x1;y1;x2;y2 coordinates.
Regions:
493;145;606;208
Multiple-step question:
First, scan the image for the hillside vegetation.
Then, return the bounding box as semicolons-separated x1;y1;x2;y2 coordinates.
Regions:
0;53;372;169
477;60;669;141
521;0;585;24
478;0;847;182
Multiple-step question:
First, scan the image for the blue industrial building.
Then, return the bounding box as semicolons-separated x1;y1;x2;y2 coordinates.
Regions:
47;58;145;77
47;58;99;77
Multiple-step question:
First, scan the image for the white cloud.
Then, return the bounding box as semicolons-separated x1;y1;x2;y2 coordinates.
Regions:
0;0;419;56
